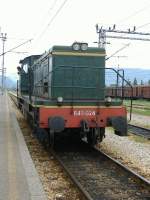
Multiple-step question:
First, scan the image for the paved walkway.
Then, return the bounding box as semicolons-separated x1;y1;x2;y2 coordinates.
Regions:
0;92;47;200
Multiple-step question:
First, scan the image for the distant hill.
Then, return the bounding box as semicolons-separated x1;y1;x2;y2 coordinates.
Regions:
0;75;17;89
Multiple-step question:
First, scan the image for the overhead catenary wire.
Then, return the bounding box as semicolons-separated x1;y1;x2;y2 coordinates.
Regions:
106;43;130;61
47;0;59;16
117;1;150;24
32;0;58;39
0;39;33;57
9;51;28;54
136;22;150;30
114;1;150;36
6;37;33;41
2;1;59;52
34;0;68;42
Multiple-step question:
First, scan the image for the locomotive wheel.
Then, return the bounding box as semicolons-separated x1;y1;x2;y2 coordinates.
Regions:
87;128;98;146
48;130;55;149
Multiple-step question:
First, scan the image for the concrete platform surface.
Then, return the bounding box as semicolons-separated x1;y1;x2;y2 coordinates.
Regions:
0;92;47;200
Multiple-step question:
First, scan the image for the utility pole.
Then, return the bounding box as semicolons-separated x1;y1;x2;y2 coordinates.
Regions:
1;33;7;94
96;24;150;48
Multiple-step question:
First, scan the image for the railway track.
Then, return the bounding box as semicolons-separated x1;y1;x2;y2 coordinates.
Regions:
128;124;150;139
52;140;150;200
9;93;150;199
9;92;18;106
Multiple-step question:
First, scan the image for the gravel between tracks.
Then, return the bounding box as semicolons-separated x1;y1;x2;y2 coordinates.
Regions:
128;113;150;129
11;101;85;200
98;128;150;181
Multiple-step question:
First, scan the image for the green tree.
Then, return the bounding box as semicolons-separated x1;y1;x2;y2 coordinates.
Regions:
140;80;144;85
133;77;138;85
148;80;150;85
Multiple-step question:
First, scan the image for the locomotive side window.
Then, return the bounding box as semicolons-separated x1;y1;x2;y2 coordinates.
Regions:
23;64;28;73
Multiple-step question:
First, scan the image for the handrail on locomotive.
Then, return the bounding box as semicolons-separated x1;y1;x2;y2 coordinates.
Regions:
32;66;133;121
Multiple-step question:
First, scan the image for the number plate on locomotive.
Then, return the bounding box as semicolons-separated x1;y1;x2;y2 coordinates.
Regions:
73;110;96;116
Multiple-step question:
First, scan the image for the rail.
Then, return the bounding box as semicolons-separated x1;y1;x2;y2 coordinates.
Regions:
128;124;150;139
50;140;150;199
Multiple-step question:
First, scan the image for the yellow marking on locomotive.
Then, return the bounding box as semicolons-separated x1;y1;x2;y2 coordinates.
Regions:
51;51;106;57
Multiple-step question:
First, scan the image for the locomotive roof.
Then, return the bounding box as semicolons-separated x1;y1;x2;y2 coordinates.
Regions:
50;45;106;54
19;55;41;65
23;45;106;66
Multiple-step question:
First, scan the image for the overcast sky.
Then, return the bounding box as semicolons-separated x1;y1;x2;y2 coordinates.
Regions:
0;0;150;76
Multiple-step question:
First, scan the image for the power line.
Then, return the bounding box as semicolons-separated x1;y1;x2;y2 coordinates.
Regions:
47;0;58;15
111;2;150;41
35;0;68;42
106;43;130;61
40;0;59;24
6;37;32;41
136;22;150;30
0;38;32;92
118;2;150;24
10;51;28;54
33;0;58;39
0;38;33;57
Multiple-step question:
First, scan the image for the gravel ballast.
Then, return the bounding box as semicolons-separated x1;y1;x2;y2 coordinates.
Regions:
11;100;85;200
98;128;150;181
128;113;150;129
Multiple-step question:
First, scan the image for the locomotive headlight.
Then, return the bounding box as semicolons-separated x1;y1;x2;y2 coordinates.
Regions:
105;97;112;103
72;42;80;51
81;43;88;51
57;96;63;103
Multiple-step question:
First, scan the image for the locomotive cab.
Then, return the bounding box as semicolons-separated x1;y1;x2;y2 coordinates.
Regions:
18;55;41;96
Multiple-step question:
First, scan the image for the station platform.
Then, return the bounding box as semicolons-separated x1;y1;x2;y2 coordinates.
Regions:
0;92;47;200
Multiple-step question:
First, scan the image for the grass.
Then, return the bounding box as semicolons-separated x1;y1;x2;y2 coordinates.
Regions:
128;133;150;144
124;99;150;107
124;99;150;116
131;108;150;116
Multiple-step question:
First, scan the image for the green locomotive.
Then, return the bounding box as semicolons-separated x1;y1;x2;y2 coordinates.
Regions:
17;42;129;147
